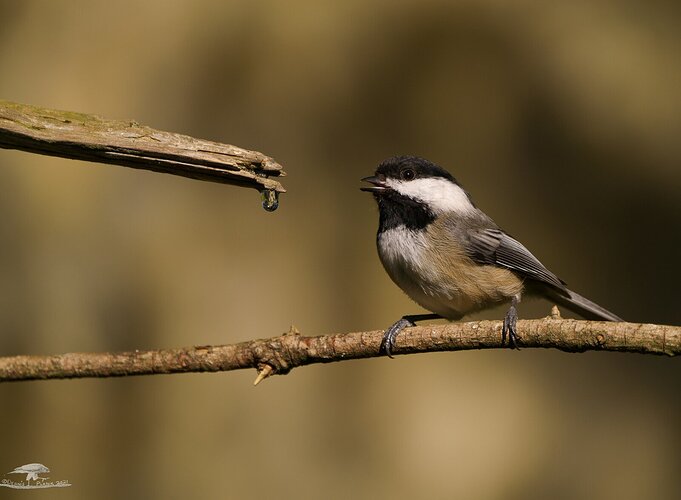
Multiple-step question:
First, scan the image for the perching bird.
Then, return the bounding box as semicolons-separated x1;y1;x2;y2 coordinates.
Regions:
361;156;622;356
7;463;50;482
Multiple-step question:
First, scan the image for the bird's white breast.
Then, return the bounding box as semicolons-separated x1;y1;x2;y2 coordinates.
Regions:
377;222;522;319
377;225;428;269
377;225;462;318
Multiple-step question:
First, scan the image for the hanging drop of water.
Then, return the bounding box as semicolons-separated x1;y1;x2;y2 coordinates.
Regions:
261;189;279;212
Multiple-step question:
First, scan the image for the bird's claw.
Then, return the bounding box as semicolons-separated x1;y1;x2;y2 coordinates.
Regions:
502;305;521;349
380;318;415;358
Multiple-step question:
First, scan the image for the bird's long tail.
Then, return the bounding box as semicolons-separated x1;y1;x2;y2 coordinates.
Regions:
544;288;623;322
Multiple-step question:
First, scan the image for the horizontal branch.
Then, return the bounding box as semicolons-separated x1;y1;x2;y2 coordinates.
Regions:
1;316;678;384
0;100;285;194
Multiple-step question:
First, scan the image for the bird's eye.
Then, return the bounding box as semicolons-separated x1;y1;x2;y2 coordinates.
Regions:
401;168;415;180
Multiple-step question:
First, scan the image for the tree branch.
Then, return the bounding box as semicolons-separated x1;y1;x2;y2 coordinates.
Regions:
1;317;678;384
0;100;286;194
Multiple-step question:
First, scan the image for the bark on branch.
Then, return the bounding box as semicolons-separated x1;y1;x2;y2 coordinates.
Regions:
1;317;678;384
0;100;286;194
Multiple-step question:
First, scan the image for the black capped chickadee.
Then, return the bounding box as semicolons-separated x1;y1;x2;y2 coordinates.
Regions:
361;156;623;357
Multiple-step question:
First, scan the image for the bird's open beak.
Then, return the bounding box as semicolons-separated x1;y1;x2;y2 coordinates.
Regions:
360;175;388;193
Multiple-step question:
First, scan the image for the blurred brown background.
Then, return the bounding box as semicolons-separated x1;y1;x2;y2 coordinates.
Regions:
0;1;679;499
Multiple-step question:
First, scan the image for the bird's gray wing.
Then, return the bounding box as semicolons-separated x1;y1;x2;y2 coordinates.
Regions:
466;228;567;291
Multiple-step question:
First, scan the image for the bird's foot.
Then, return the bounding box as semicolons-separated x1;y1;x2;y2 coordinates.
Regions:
380;317;416;358
502;304;521;349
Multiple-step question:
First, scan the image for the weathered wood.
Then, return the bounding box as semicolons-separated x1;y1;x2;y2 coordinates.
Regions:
0;100;286;193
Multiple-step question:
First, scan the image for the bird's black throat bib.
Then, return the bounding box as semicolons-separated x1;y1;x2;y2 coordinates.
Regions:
376;191;435;232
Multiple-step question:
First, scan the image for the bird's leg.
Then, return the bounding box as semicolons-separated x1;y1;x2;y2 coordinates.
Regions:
381;313;442;358
502;295;521;349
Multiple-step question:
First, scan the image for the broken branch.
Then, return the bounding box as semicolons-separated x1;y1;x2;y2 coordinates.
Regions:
0;100;286;193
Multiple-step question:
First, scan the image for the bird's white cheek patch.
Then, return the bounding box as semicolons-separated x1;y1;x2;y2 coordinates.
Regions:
386;178;475;215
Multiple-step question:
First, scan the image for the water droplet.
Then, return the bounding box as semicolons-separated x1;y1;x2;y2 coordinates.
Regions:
261;189;279;212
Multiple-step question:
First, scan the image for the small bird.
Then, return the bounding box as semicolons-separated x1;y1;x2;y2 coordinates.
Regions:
7;463;50;482
361;156;622;356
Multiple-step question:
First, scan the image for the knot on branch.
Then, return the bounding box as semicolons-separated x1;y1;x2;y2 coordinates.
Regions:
250;327;307;386
252;339;295;376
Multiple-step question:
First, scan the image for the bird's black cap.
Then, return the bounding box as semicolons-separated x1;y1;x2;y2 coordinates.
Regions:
375;156;456;183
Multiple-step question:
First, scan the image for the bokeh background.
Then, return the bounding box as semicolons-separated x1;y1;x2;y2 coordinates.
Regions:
1;1;680;499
